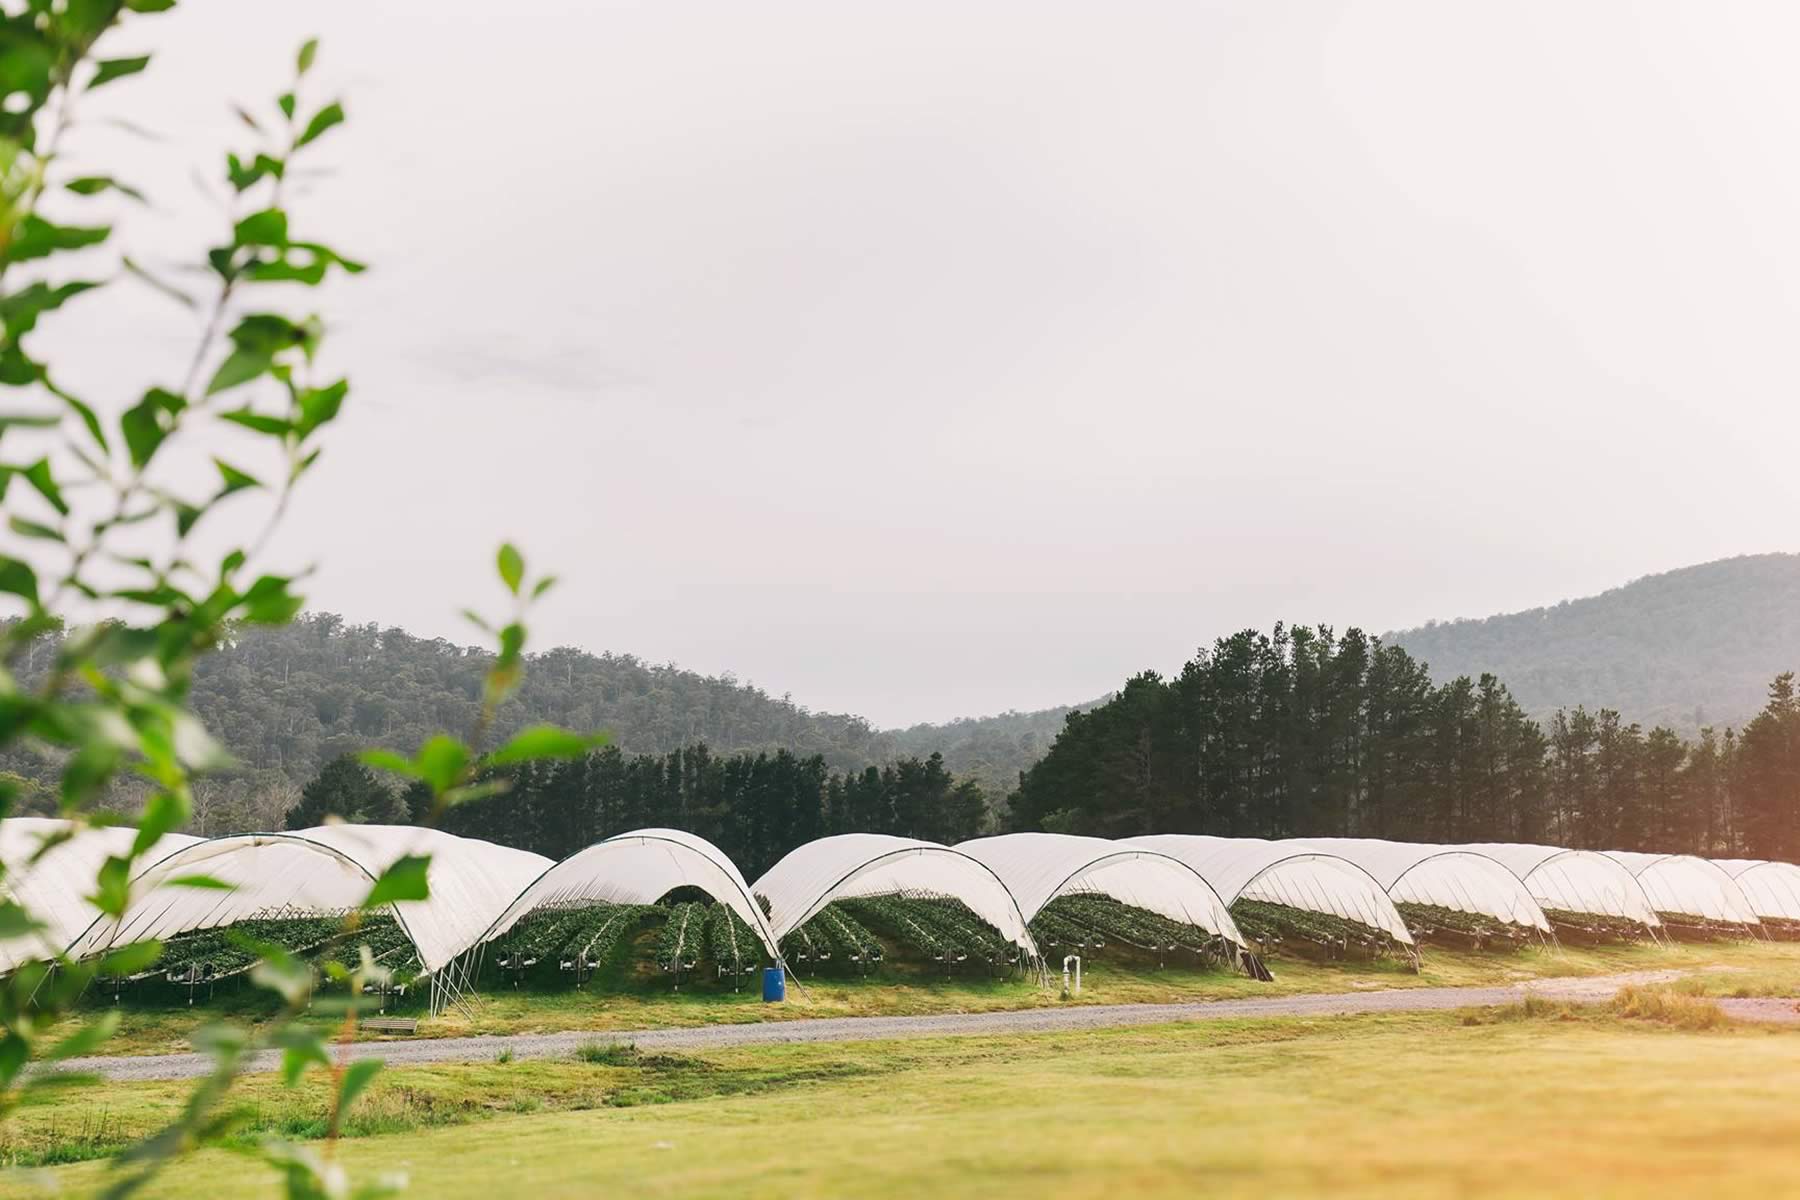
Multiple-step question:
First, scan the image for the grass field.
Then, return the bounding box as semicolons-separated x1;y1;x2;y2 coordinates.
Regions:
15;985;1800;1199
54;937;1800;1058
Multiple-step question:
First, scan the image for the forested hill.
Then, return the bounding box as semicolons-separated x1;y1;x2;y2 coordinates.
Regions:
1385;554;1800;734
17;613;1076;799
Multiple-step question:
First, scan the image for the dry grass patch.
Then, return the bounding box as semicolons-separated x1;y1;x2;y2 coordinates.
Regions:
1612;979;1730;1030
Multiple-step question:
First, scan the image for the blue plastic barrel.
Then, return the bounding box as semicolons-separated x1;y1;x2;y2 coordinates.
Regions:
761;967;786;1002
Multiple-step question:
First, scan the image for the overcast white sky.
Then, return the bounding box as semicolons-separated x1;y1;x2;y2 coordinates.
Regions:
35;1;1800;726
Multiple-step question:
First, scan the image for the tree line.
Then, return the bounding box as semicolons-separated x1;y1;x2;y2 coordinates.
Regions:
1005;623;1800;862
284;743;988;880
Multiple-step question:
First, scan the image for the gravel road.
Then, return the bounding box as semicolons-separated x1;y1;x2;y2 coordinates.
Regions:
52;968;1781;1083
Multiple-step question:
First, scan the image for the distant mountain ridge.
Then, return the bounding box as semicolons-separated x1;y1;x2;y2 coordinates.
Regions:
1384;554;1800;733
0;613;1088;808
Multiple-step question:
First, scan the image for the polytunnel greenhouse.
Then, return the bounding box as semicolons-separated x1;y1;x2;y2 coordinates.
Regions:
1714;859;1800;925
1457;843;1661;935
0;818;199;972
1602;851;1762;929
1290;838;1552;937
1124;835;1415;948
473;828;783;986
957;832;1246;946
752;833;1038;956
69;824;551;1012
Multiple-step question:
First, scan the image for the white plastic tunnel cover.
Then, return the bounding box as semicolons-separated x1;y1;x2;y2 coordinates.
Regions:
479;828;782;959
957;833;1246;949
1714;859;1800;922
1290;838;1552;932
1457;843;1660;929
1125;835;1414;946
0;818;200;971
1603;851;1761;926
751;834;1037;956
68;825;552;975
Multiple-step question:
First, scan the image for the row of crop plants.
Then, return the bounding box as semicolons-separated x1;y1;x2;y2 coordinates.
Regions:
1033;895;1232;966
1231;899;1414;964
1390;903;1541;952
106;909;422;1005
491;902;660;985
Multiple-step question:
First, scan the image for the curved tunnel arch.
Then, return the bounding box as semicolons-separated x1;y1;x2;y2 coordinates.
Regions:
1604;850;1761;926
476;828;784;961
957;833;1247;949
67;825;551;979
1715;858;1800;922
0;818;201;972
1128;835;1415;946
1291;839;1552;932
753;834;1039;958
1461;843;1661;930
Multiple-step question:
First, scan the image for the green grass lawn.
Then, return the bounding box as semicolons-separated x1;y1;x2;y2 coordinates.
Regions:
58;936;1800;1058
17;989;1800;1199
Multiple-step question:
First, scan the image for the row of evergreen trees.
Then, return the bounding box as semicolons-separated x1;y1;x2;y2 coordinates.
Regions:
1005;624;1800;862
284;744;986;880
260;620;1800;871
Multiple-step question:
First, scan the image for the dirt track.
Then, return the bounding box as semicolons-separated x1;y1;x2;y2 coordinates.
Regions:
55;968;1791;1083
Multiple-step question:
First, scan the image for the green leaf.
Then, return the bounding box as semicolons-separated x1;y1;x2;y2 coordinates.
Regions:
56;389;109;452
279;1029;330;1085
0;1033;28;1088
531;575;558;600
0;279;101;338
0;899;45;939
174;500;204;538
278;92;296;120
6;217;109;263
441;778;512;809
206;313;310;396
297;39;319;75
213;458;262;496
91;855;131;918
414;735;468;794
124;0;177;12
120;387;185;469
191;1021;250;1062
89;56;151;91
362;854;431;909
226;151;283;192
337;1058;383;1113
133;793;191;858
8;515;61;541
237;573;306;624
250;951;313;1005
44;1010;120;1061
357;748;419;777
59;742;119;808
22;457;68;514
167;873;235;890
66;176;146;203
486;725;604;767
219;407;291;437
96;940;163;976
0;555;39;607
234;208;288;248
0;412;59;435
295;378;347;437
497;543;524;595
295;101;345;148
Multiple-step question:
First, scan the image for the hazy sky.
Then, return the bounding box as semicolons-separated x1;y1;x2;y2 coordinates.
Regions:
37;1;1800;726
